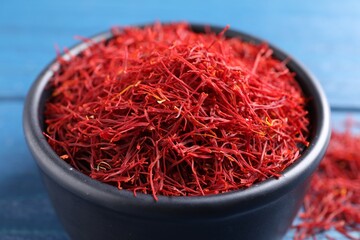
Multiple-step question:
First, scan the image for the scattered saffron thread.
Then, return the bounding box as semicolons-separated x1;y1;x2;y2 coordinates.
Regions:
294;121;360;240
44;22;309;200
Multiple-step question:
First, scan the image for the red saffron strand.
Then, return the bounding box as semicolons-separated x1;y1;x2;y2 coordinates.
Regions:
294;122;360;240
44;22;309;199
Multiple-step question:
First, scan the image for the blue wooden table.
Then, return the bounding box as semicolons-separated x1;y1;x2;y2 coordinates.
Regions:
1;0;359;239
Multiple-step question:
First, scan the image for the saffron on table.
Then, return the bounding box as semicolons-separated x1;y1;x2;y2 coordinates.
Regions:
294;123;360;240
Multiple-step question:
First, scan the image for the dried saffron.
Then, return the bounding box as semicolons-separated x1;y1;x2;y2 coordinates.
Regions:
294;122;360;239
44;22;309;200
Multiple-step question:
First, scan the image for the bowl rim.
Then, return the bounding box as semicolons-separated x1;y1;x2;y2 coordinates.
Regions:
23;23;331;219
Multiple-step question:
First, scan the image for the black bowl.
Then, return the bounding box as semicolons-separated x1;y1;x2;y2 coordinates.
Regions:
23;24;331;240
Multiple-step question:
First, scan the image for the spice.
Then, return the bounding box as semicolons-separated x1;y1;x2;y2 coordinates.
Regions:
294;122;360;239
44;22;309;200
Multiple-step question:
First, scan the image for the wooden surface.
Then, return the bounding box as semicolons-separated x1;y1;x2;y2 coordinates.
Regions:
1;0;359;239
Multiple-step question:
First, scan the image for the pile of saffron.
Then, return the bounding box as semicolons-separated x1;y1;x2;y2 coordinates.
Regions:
44;23;309;200
294;125;360;240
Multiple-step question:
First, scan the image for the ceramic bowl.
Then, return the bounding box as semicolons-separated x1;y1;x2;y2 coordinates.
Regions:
23;24;331;240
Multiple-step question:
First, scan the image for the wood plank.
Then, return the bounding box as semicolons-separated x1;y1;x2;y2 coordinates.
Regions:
0;101;68;240
1;0;360;108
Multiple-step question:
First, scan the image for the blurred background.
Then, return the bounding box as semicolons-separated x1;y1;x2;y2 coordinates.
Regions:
0;0;359;239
